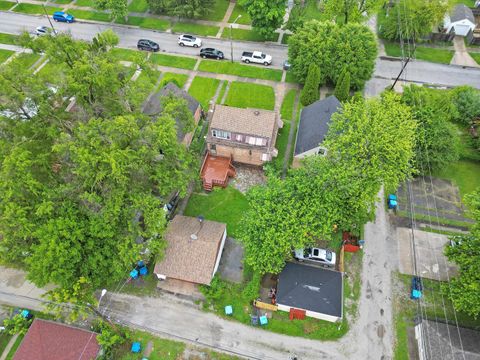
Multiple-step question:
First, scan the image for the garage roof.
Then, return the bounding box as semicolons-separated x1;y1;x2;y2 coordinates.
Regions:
451;4;475;24
276;262;343;318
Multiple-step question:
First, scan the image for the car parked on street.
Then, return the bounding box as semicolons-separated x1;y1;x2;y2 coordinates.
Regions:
52;11;75;23
178;34;202;48
137;39;159;52
199;48;224;60
241;51;272;66
35;26;53;36
293;248;336;267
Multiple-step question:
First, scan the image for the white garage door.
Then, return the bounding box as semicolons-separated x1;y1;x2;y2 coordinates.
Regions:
455;24;472;36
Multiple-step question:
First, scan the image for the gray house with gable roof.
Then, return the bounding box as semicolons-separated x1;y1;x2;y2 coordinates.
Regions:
444;4;476;36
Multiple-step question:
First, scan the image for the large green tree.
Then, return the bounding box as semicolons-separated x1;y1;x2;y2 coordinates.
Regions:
323;0;383;24
300;63;320;106
288;20;377;89
239;0;286;39
450;86;480;126
147;0;215;18
95;0;128;20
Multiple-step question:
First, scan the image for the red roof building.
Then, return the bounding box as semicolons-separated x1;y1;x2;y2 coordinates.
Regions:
13;318;100;360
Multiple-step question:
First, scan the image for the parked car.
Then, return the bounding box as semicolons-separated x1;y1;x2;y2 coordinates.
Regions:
293;248;336;267
178;34;202;48
199;48;224;60
35;26;52;36
283;60;291;70
52;11;75;23
241;51;272;66
137;39;159;52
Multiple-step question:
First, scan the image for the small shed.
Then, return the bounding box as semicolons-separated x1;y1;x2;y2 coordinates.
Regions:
444;4;476;36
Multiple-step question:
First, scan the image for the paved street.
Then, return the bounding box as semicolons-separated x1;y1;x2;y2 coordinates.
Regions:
2;12;480;89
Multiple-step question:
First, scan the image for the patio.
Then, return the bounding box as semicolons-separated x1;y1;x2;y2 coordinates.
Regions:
200;153;236;191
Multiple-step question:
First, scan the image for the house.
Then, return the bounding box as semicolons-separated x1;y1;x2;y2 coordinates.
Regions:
13;318;100;360
292;96;341;168
444;4;476;36
154;215;227;286
275;262;343;322
206;105;281;166
143;82;202;146
415;320;480;359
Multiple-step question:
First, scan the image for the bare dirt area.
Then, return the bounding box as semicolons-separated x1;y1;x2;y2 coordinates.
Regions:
230;165;266;194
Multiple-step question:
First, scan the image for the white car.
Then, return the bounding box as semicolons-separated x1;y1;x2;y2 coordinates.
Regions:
294;248;336;267
241;51;272;66
178;34;202;48
35;26;52;36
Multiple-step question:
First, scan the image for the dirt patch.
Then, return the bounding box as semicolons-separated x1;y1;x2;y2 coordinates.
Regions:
230;165;266;193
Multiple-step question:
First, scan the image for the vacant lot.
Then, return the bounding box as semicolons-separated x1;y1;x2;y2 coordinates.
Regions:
188;76;220;108
224;81;275;110
198;59;282;81
151;53;197;70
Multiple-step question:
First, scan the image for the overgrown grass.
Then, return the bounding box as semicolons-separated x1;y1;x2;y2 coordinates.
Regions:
75;0;94;6
159;72;188;89
280;89;297;120
11;53;42;70
150;53;196;70
433;159;480;198
220;28;279;42
285;71;299;84
12;3;62;15
0;333;12;355
397;210;473;229
51;0;73;4
188;76;220;109
216;80;228;104
110;47;147;62
171;22;219;37
4;334;24;360
228;3;251;25
0;49;14;64
281;34;291;45
116;16;170;30
184;186;249;239
0;0;14;10
69;9;111;22
384;42;454;64
271;119;291;173
197;0;229;21
288;103;302;166
469;52;480;65
127;0;148;13
224;81;275;110
198;59;282;81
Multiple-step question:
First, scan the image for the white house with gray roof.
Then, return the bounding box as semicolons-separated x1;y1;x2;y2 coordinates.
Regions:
444;4;476;36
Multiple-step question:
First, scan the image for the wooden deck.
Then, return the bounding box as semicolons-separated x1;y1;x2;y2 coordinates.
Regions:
200;153;236;191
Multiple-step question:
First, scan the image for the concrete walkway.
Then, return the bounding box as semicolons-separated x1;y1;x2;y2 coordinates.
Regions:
0;334;19;360
450;35;479;67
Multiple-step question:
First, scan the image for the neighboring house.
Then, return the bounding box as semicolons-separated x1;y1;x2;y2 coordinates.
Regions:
415;320;480;360
292;96;341;168
143;82;202;146
444;4;476;36
13;318;100;360
206;105;282;166
154;215;227;286
276;262;343;322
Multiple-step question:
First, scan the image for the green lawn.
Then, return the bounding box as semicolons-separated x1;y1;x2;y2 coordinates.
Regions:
281;33;291;45
280;89;297;120
0;0;14;10
127;0;148;13
433;160;480;198
110;47;147;62
197;0;229;21
184;186;249;239
150;53;197;70
224;81;275;110
51;0;73;4
216;80;228;104
451;0;475;6
75;0;94;6
171;22;219;37
198;59;283;81
159;72;189;88
69;9;111;22
5;334;24;360
115;330;185;360
285;71;299;84
272;118;291;173
12;3;62;15
187;76;220;109
116;16;170;30
0;49;14;64
469;52;480;65
384;42;454;64
0;334;12;355
11;53;42;69
228;3;251;25
221;28;279;42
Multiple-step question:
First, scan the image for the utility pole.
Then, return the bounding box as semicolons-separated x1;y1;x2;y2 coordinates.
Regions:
230;15;242;63
390;56;410;90
43;4;57;35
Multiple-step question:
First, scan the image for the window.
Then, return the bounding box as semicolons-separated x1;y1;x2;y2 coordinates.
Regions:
317;147;327;156
212;129;231;140
235;134;244;142
247;136;256;145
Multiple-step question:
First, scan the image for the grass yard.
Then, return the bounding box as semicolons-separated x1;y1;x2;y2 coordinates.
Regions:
272;119;291;173
0;0;14;10
198;59;283;81
12;3;62;15
221;28;279;42
469;52;480;65
184;186;249;239
0;49;14;64
4;334;24;360
280;89;297;121
0;333;12;355
150;53;196;70
171;22;219;37
384;42;454;64
74;0;94;6
228;3;251;25
197;0;229;21
281;33;291;45
51;0;73;4
110;47;147;62
216;80;228;104
159;72;188;88
69;9;111;22
187;76;220;109
451;0;475;6
224;81;275;110
116;16;170;30
36;61;68;83
127;0;148;13
11;53;42;70
285;71;299;84
433;160;480;198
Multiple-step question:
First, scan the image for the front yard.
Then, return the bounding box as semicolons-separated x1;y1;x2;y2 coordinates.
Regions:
224;81;275;110
384;42;454;64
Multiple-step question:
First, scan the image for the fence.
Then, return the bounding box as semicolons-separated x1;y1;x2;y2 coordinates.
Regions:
466;28;480;46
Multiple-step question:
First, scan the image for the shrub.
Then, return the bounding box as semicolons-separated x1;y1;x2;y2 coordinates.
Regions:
300;63;320;106
334;69;351;102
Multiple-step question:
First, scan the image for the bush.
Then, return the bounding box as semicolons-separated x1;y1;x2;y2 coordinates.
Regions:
450;86;480;126
3;314;32;335
241;272;261;301
334;69;350;102
300;63;320;106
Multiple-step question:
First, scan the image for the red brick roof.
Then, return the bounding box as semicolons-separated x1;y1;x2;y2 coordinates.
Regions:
13;319;100;360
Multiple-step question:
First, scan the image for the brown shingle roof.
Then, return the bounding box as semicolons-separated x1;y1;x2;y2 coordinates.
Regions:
13;319;100;360
210;105;277;138
154;215;226;285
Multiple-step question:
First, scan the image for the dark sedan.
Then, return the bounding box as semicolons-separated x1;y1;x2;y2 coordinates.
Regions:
137;39;159;52
199;48;224;60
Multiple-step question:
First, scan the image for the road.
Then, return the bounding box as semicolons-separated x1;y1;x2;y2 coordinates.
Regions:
2;12;480;89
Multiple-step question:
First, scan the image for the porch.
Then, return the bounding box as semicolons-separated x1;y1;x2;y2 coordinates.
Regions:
200;153;236;191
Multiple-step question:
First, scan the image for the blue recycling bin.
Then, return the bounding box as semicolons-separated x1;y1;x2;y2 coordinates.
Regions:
129;269;139;279
131;342;141;353
225;305;233;315
139;266;148;276
259;315;268;325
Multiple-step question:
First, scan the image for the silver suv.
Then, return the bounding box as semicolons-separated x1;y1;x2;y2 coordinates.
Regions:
178;34;202;48
293;248;336;267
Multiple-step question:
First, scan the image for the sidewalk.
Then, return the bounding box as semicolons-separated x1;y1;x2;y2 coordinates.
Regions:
451;35;479;67
0;334;19;360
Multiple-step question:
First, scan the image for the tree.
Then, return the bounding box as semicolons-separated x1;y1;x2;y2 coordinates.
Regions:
444;190;480;318
323;0;383;24
378;0;450;41
95;0;128;21
450;86;480;126
239;0;286;40
288;20;377;89
300;63;320;106
147;0;215;18
241;93;416;274
334;68;351;102
2;314;32;336
284;1;306;33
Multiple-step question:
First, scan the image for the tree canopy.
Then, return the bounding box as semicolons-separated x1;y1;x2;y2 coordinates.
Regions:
239;0;286;39
288;20;377;89
147;0;215;18
323;0;383;24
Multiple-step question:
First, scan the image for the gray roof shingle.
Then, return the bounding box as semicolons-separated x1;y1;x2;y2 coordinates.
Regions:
451;4;475;23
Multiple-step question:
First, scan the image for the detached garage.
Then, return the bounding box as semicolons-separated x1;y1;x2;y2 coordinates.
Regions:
444;4;476;36
276;262;343;323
